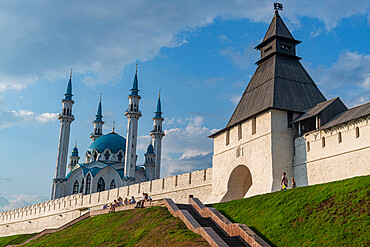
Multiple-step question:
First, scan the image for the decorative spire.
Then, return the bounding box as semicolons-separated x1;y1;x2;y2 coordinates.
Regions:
75;140;77;147
130;63;139;96
95;93;103;121
64;68;73;100
71;140;79;157
154;89;162;118
112;120;116;133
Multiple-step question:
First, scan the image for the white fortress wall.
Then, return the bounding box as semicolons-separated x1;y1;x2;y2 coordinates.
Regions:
0;168;212;237
293;116;370;186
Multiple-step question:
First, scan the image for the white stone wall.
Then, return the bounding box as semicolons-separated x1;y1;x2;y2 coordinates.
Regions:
293;116;370;186
0;168;212;237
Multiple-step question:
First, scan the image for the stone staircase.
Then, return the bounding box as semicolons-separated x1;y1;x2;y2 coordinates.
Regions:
177;204;248;246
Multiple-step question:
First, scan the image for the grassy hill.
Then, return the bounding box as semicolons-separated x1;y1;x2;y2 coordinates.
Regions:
0;234;35;247
210;175;370;247
2;206;209;247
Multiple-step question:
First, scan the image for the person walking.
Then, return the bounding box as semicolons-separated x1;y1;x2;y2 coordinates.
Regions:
281;172;288;190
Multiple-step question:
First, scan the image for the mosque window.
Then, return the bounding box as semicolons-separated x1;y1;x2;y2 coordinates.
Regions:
73;180;79;194
117;152;123;162
110;179;116;189
104;151;110;161
85;174;91;194
80;178;84;193
97;177;105;192
338;132;342;143
226;130;230;146
355;127;360;138
130;104;133;111
322;137;326;148
252;117;256;135
238;124;242;140
93;151;98;161
63;108;66;115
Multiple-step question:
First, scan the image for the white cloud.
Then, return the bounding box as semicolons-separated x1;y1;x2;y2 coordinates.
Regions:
0;107;58;130
308;50;370;106
0;1;368;91
0;194;47;212
220;43;258;69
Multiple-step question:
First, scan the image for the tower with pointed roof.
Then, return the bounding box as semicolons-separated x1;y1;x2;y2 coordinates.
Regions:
68;142;80;172
90;94;104;141
208;7;328;202
52;70;75;200
124;65;142;184
150;91;165;179
143;142;156;180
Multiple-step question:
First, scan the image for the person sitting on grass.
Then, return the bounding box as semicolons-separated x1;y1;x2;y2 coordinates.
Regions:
130;196;136;204
118;197;123;206
124;198;129;205
102;204;108;209
108;203;115;213
114;199;119;207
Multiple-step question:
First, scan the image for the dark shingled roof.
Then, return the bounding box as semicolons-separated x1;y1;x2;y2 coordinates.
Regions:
209;11;326;138
292;97;342;123
320;102;370;130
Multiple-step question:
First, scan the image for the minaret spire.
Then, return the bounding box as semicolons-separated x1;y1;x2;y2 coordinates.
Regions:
124;65;142;184
52;70;75;200
90;94;104;141
150;90;165;180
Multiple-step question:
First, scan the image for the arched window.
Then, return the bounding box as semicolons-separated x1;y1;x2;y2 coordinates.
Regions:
63;108;66;115
73;180;79;194
338;132;342;143
236;147;241;158
80;178;84;193
104;151;110;161
322;137;326;148
355;127;360;138
117;152;123;162
85;174;91;194
110;179;116;189
93;151;98;161
307;141;310;152
97;177;105;192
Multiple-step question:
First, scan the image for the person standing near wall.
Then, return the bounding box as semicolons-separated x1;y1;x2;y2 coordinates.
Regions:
281;172;288;190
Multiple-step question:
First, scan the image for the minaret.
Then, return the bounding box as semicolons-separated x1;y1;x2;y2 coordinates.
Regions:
143;142;156;181
90;94;104;141
68;141;80;172
52;70;75;200
150;90;165;179
124;64;142;184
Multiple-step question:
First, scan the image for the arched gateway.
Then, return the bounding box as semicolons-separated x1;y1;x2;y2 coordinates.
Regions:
221;165;252;202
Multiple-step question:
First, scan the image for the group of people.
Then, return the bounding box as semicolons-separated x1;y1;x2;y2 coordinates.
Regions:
102;192;152;213
281;172;296;190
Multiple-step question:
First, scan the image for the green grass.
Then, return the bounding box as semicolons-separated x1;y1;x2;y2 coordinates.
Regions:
3;207;209;247
0;234;35;247
209;175;370;247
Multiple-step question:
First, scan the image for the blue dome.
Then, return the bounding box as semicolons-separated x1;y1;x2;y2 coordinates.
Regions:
146;143;154;154
71;146;79;157
88;132;126;154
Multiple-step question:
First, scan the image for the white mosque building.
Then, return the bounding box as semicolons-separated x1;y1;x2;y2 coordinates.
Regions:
51;67;165;200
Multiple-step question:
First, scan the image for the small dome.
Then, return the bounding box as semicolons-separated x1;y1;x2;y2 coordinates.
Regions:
71;146;79;157
88;132;126;154
146;143;154;154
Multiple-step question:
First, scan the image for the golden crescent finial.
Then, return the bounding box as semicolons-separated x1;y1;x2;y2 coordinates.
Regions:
135;63;138;74
70;68;72;79
112;120;115;133
100;93;102;102
159;88;161;98
75;140;77;147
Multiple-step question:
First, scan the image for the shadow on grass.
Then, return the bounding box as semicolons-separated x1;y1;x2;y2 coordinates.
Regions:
216;209;276;247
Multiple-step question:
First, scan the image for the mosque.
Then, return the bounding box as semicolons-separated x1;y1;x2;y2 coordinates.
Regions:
51;67;165;200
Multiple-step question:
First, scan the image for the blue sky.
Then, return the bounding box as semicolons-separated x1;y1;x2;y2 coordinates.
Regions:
0;0;369;211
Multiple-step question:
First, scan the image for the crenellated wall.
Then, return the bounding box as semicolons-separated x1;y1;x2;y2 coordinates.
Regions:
293;116;370;187
0;168;212;237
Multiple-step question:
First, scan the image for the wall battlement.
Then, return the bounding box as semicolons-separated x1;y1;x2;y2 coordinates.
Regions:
0;168;212;237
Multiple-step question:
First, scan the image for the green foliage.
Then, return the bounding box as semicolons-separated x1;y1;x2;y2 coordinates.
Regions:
0;234;35;247
20;206;208;247
209;175;370;247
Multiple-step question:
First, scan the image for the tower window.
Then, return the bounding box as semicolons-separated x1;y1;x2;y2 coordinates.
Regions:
238;124;242;140
264;46;272;53
72;180;79;194
117;152;123;162
338;132;342;143
287;111;293;128
252;117;256;135
307;141;310;152
322;137;326;148
355;127;360;138
226;130;230;146
281;44;291;50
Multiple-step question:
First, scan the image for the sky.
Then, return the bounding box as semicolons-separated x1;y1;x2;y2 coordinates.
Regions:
0;0;369;211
